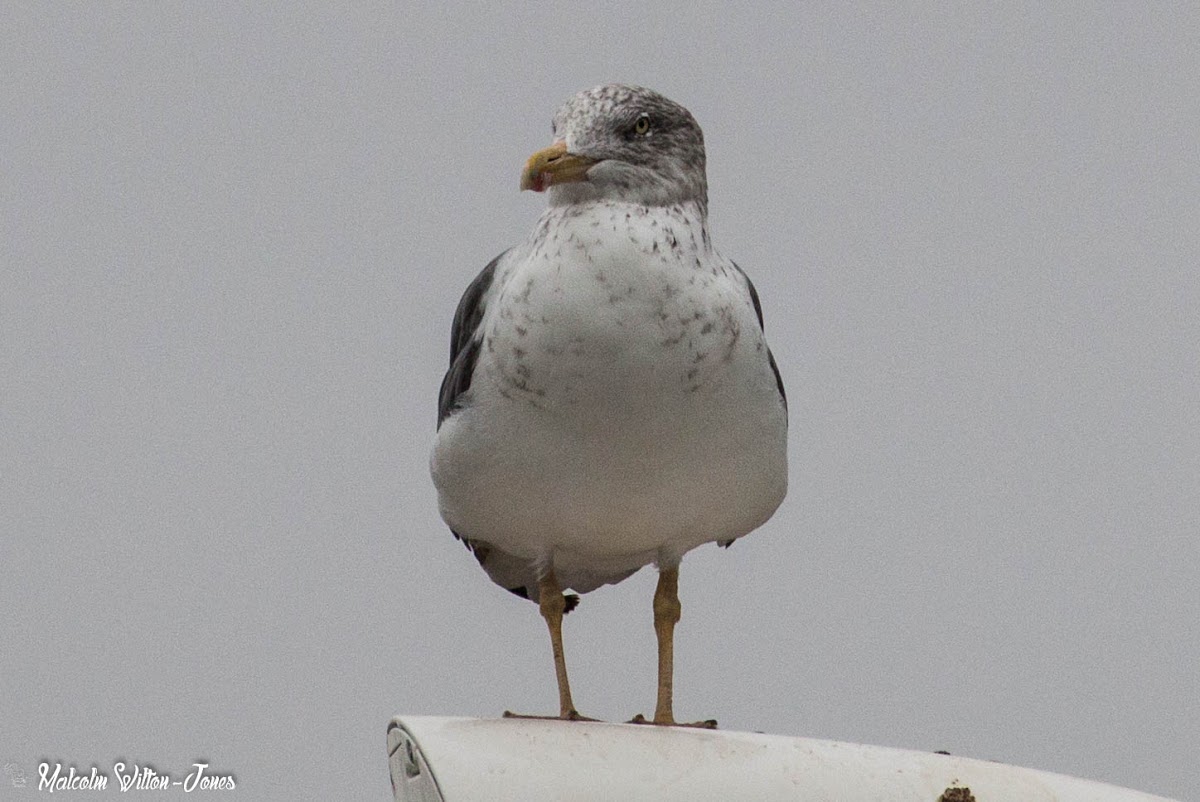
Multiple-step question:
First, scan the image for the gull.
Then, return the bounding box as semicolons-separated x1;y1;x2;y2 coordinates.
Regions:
431;84;788;726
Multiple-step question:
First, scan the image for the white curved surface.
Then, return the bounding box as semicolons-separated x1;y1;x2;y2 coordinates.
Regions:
387;716;1176;802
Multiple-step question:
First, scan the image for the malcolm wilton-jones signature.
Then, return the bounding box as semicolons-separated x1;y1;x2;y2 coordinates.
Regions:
9;761;236;792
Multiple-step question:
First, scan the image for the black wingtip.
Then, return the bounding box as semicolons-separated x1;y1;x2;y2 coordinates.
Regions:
505;588;578;613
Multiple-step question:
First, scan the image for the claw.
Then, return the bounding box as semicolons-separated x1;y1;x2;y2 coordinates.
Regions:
627;713;717;729
503;710;601;722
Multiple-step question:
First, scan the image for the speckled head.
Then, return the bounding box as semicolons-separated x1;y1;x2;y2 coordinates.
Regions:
521;84;708;208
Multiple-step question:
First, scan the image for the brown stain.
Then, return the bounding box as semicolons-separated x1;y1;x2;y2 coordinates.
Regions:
937;787;975;802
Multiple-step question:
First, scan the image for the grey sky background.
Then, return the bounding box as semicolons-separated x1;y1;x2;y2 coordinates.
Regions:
3;3;1197;799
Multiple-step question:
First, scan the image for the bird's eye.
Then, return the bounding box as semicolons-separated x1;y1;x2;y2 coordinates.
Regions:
633;114;651;136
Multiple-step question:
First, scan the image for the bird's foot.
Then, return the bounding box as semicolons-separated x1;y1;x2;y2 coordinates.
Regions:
626;713;718;729
503;709;600;723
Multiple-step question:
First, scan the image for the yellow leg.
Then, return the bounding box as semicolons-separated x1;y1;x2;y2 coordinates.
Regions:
539;570;578;719
652;566;682;724
503;571;599;722
627;566;716;728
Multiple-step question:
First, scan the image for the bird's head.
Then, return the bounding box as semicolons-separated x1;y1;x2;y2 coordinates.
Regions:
520;84;707;207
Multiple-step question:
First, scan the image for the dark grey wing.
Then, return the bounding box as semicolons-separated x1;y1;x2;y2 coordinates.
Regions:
731;260;787;414
719;262;787;550
436;250;574;607
437;250;506;428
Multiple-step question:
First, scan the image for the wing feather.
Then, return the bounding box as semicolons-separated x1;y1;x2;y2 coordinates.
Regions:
436;250;507;428
731;260;787;414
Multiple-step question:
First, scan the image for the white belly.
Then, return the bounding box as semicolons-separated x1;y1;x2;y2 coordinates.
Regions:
431;212;787;569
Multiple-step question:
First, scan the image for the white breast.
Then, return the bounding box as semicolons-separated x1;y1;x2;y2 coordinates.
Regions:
431;201;787;574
